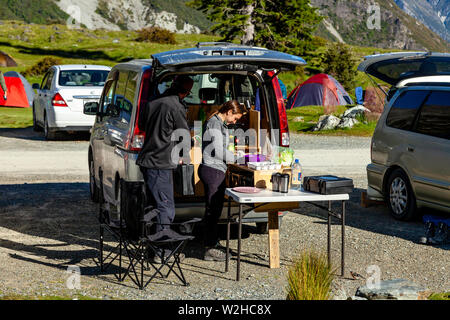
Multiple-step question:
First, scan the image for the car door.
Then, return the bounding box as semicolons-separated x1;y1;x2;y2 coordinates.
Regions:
40;69;55;122
408;90;450;208
34;72;49;126
101;70;131;203
92;75;117;199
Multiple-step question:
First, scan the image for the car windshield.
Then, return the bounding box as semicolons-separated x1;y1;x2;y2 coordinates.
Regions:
59;70;109;87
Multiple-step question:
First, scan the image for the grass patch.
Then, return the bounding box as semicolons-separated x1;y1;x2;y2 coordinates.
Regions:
428;292;450;300
286;250;334;300
0;107;33;128
0;293;98;300
286;105;377;137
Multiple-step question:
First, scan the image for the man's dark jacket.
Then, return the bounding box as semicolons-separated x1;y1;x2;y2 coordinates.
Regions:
136;93;189;170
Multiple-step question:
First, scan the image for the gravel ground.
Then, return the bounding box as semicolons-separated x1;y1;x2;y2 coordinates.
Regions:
0;130;448;300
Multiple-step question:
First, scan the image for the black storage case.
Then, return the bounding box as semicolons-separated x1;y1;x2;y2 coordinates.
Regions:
303;175;353;195
173;164;195;196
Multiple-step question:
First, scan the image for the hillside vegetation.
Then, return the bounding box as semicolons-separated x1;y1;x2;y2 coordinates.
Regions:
0;0;68;24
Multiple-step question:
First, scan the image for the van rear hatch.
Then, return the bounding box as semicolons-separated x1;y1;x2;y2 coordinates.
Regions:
151;45;306;73
357;52;450;86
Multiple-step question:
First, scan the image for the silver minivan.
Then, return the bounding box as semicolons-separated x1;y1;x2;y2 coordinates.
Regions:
359;52;450;221
84;43;306;231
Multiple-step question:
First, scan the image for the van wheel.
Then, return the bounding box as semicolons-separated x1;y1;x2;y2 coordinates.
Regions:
89;155;99;203
386;169;417;221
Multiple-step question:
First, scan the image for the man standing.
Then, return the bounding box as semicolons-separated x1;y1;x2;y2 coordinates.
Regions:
137;75;193;234
0;71;7;100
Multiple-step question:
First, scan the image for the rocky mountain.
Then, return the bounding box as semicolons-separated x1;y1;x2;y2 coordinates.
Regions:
394;0;450;43
0;0;210;33
312;0;449;52
0;0;448;52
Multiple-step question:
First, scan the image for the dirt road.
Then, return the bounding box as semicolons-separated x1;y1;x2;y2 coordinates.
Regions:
0;128;448;300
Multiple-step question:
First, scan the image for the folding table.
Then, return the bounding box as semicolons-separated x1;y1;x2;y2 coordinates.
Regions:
225;188;350;281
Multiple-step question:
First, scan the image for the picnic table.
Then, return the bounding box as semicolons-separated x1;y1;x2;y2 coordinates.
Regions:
224;188;349;281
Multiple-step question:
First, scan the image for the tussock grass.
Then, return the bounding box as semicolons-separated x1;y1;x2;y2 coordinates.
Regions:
286;250;335;300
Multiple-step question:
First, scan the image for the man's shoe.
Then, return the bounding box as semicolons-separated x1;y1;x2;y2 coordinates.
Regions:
204;247;226;262
152;251;185;264
428;222;448;245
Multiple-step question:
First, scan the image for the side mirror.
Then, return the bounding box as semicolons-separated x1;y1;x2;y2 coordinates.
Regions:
83;101;99;115
32;83;40;90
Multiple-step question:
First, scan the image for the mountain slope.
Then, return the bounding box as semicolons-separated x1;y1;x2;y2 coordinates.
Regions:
0;0;69;24
394;0;450;43
311;0;449;52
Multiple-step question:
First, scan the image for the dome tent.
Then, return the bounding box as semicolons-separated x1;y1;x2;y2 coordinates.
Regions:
287;74;353;109
0;71;34;108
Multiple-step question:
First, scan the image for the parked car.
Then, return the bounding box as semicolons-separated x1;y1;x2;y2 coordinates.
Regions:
84;42;306;230
358;52;450;221
32;64;111;140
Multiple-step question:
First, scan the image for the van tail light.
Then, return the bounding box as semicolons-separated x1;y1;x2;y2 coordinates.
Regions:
269;72;290;147
52;93;68;107
125;68;152;152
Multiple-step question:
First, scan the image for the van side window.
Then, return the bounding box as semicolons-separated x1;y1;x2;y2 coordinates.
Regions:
122;71;138;123
415;91;450;140
386;90;429;131
101;80;116;115
113;71;128;114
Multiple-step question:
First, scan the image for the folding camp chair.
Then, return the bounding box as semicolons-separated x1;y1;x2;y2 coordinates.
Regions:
99;181;200;290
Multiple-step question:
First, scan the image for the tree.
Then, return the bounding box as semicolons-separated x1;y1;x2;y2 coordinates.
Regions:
322;42;357;92
188;0;323;56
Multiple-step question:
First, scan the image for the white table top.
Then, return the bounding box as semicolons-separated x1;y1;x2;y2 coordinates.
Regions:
225;188;350;204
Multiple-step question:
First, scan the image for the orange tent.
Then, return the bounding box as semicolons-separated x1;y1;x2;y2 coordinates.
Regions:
0;71;34;108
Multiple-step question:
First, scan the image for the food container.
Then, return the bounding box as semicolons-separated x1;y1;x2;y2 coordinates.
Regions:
244;154;266;163
271;173;281;192
279;174;290;193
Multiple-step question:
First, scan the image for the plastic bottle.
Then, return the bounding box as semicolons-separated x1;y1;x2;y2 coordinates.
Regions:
291;159;302;190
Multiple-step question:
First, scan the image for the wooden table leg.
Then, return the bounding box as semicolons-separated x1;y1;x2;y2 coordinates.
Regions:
268;210;280;269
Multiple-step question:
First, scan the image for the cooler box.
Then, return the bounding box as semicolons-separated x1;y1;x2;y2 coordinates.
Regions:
303;175;354;195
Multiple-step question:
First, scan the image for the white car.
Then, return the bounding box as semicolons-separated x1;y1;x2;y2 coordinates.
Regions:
32;64;111;139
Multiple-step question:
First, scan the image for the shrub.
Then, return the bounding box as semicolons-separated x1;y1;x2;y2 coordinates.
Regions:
136;27;176;44
23;56;62;77
323;42;357;92
286;250;334;300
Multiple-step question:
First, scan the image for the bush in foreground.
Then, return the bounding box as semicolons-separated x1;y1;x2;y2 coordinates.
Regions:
286;250;334;300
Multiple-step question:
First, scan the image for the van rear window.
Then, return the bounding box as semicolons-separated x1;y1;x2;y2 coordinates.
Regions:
415;91;450;140
59;70;109;87
386;90;429;130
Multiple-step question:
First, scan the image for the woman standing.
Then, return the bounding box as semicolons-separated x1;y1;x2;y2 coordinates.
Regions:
199;100;246;261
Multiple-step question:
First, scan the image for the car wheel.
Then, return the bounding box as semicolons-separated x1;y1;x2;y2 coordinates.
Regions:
386;169;417;221
32;107;42;132
89;155;99;203
44;114;57;140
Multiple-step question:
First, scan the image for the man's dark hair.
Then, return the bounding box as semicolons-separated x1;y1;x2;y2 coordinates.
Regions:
169;75;194;95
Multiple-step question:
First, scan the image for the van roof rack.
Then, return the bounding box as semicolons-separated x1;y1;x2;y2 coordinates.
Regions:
195;42;251;48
